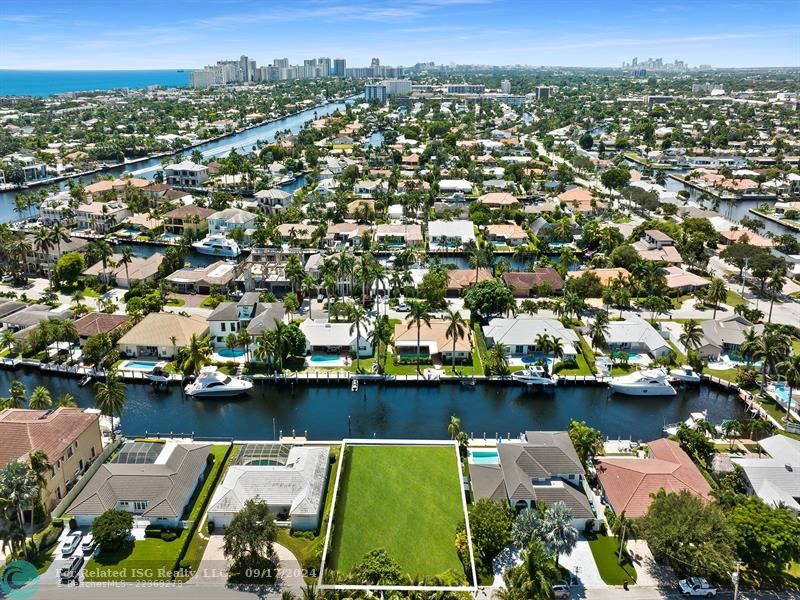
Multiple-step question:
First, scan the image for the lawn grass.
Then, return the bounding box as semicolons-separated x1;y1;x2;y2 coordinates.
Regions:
725;289;747;308
329;445;466;580
705;366;740;385
165;298;186;307
31;539;61;574
587;534;637;585
554;353;593;376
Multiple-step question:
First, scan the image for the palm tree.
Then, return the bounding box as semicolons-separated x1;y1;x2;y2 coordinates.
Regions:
444;308;466;374
57;393;77;408
589;313;609;350
270;320;292;373
753;328;791;385
28;450;51;527
766;269;786;323
347;304;371;373
50;221;71;261
0;329;17;355
254;330;275;367
679;319;703;350
71;289;85;312
523;538;562;599
29;386;52;410
740;327;760;366
706;277;727;319
0;461;37;558
486;343;510;376
777;353;800;423
182;334;212;375
94;369;126;439
89;239;115;286
405;301;432;374
33;227;55;283
562;291;586;321
117;246;134;288
236;329;252;363
8;381;26;409
541;501;578;568
448;415;461;440
465;240;491;283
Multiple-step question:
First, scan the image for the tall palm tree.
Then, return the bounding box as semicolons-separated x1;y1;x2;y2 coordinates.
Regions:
740;327;760;366
236;329;252;363
29;387;52;410
182;333;212;375
0;461;37;558
89;239;115;286
117;246;134;288
524;539;562;600
753;328;790;385
444;308;466;373
8;381;27;409
679;319;703;350
465;240;492;283
94;368;126;439
447;415;461;440
254;330;275;366
347;304;370;373
1;329;17;355
766;269;786;323
486;343;510;376
270;320;292;373
50;221;71;261
405;301;432;374
777;353;800;423
706;277;727;319
541;501;578;568
28;450;51;527
33;227;56;283
589;312;610;350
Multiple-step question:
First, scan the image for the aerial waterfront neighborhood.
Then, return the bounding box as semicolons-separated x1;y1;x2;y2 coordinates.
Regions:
1;2;800;599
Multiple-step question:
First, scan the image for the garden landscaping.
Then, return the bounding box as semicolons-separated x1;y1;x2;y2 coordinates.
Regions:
587;533;638;585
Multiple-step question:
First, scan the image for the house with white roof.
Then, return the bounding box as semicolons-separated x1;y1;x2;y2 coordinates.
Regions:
164;160;209;187
438;179;473;194
208;445;330;530
602;315;670;358
207;208;258;238
299;319;373;358
427;220;476;251
483;317;580;360
732;435;800;516
254;188;292;214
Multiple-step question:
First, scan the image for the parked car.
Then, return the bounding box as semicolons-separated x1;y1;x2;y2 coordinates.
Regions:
396;302;410;312
81;533;96;555
679;577;717;597
59;555;83;584
61;532;83;557
552;581;571;599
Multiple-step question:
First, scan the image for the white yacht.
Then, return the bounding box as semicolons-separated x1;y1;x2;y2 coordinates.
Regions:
192;234;240;258
512;365;559;386
184;366;253;398
608;368;677;396
276;172;296;186
664;410;709;436
669;365;702;384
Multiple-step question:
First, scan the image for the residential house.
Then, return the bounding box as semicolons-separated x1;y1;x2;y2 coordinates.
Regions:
1;306;71;334
478;192;519;209
731;435;800;516
438;179;473;195
166;261;236;294
207;293;284;348
557;187;603;213
663;266;710;292
68;440;212;528
374;224;424;249
84;178;149;200
719;229;775;248
73;313;129;346
236;247;302;295
483;317;580;360
82;253;163;289
208;445;330;531
446;268;493;296
485;223;528;246
596;438;713;518
393;318;473;363
164;160;209;187
162;205;216;237
75;201;130;234
502;269;564;296
469;431;594;529
254;188;292;215
353;179;387;197
24;234;88;279
697;315;763;361
428;220;476;251
207;208;257;240
276;223;315;246
299;319;373;358
603;315;670;358
324;223;371;249
0;408;103;510
572;268;631;287
633;230;683;264
117;312;209;358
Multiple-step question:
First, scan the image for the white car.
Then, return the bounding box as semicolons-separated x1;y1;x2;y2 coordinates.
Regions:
81;533;97;554
61;531;83;557
679;577;717;597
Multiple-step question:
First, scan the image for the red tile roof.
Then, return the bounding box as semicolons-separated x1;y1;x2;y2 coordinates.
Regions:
595;438;712;518
73;313;129;338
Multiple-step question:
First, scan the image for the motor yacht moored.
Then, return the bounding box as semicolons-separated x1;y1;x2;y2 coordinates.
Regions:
608;368;677;396
184;366;253;398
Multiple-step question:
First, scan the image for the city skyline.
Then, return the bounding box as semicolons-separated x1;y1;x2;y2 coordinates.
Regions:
1;0;799;71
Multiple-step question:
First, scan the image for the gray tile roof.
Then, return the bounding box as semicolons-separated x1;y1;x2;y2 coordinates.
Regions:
67;442;211;518
246;303;285;336
468;463;508;504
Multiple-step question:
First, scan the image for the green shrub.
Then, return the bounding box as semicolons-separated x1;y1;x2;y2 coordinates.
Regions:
162;531;177;542
144;525;163;538
207;521;215;535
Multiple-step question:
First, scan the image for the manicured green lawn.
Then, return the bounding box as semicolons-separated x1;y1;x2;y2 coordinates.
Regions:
85;533;186;581
330;445;466;580
725;290;746;308
587;534;637;585
555;353;593;376
165;298;186;307
705;366;740;385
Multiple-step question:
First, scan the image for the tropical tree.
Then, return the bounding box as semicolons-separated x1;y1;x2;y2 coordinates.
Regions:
679;319;703;350
705;277;727;319
254;330;275;366
94;368;126;438
589;313;609;350
465;240;492;283
485;343;510;376
740;327;760;366
182;333;212;375
88;239;115;286
91;509;133;552
405;300;432;374
448;415;462;440
540;502;578;567
568;420;604;466
223;499;277;580
29;386;52;410
444;308;467;373
777;353;800;423
28;450;52;527
0;329;17;354
766;269;786;323
8;381;27;409
511;508;543;549
347;304;371;373
117;246;134;288
33;227;56;283
0;461;37;558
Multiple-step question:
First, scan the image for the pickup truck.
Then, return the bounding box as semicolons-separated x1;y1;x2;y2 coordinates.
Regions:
679;577;718;597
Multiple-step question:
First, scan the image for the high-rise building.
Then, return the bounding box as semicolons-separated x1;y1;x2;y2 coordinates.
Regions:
365;79;411;104
500;79;511;93
371;57;380;67
333;58;346;76
317;57;331;77
273;57;289;68
535;85;551;100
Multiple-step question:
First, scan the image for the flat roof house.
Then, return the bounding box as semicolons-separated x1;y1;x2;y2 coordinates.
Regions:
438;179;473;194
596;438;713;518
428;220;476;251
68;440;212;528
483;317;580;359
603;315;670;358
208;444;330;531
0;408;103;510
732;435;800;516
299;319;373;358
118;312;209;359
166;261;236;294
469;431;594;529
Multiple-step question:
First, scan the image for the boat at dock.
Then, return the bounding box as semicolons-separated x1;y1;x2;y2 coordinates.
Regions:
184;366;252;397
669;365;702;384
512;365;559;386
191;234;241;258
608;368;677;397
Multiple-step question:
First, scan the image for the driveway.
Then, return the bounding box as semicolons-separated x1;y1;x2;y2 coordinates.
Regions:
40;527;95;584
559;537;605;589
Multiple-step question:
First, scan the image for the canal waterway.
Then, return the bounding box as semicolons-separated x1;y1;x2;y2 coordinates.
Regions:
0;368;745;441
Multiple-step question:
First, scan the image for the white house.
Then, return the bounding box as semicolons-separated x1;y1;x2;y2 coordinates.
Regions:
427;219;476;250
207;293;284;348
438;179;473;194
483;317;580;359
603;315;670;358
254;188;292;214
164;160;209;187
207;208;258;236
299;319;373;358
732;435;800;516
208;445;330;530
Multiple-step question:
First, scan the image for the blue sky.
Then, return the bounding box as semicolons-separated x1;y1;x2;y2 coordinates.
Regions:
1;0;798;70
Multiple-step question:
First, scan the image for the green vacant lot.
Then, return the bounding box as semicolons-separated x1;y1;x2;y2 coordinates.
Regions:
330;445;466;580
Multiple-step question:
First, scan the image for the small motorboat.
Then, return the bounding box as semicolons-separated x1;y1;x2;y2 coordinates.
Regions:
148;364;171;385
79;374;93;387
669;365;702;384
351;379;359;392
664;409;709;436
512;365;559;386
184;366;253;398
608;368;677;397
276;172;297;186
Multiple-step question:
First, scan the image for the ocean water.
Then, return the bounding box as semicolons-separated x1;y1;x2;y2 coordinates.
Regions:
0;70;190;97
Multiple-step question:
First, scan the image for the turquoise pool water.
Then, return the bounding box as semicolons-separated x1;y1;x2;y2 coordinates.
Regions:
120;360;160;371
310;355;340;363
470;450;500;464
219;348;245;358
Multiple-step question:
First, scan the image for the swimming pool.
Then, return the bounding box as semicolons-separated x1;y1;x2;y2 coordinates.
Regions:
119;360;161;372
218;348;245;358
310;355;340;363
469;449;500;465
